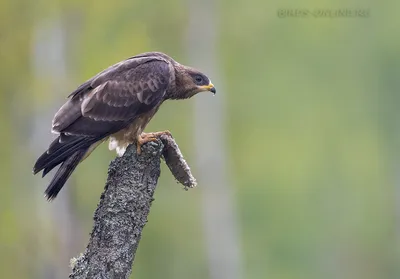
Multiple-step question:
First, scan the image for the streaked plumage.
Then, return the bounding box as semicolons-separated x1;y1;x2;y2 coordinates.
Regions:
33;52;215;200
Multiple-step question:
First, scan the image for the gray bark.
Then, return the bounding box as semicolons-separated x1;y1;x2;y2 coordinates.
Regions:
69;135;196;279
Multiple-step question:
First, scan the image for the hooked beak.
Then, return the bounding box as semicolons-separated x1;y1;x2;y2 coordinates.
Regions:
199;82;216;95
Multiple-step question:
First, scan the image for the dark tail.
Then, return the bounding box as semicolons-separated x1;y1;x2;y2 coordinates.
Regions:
44;149;86;200
33;135;96;200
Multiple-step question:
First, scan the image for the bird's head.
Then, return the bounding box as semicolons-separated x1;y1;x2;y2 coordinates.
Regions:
169;65;216;99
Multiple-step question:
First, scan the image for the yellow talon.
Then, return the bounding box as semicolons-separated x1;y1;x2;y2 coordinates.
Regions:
135;130;171;154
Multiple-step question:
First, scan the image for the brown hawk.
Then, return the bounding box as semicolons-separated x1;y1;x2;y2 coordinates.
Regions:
33;52;216;200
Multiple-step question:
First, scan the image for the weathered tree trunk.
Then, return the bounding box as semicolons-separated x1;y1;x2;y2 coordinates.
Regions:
69;136;196;279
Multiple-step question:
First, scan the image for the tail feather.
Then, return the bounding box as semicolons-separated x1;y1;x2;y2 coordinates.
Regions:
33;134;99;200
33;135;91;175
44;149;86;200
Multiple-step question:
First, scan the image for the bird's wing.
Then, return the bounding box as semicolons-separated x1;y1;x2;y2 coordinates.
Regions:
34;55;173;200
52;56;171;137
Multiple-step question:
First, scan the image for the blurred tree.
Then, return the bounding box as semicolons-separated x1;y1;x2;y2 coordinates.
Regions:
30;15;82;279
186;1;242;279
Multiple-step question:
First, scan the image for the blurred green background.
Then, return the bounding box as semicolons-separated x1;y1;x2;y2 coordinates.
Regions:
1;0;399;278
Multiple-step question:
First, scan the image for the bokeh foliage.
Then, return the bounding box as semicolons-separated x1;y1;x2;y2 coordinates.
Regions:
0;0;399;278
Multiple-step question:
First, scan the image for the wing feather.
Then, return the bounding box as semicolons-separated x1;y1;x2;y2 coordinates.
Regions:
52;56;171;137
34;52;174;198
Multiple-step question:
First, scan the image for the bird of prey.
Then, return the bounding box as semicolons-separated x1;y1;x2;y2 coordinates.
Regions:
33;52;216;200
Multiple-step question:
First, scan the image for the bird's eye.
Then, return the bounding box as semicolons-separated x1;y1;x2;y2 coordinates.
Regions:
194;75;203;84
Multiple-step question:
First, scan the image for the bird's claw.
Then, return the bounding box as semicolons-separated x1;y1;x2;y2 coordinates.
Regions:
152;130;172;138
136;130;172;154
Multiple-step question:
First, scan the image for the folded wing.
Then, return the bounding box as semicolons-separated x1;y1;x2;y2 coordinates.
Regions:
33;55;172;199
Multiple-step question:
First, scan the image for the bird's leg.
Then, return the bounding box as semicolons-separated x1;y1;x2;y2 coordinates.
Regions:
136;130;172;154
